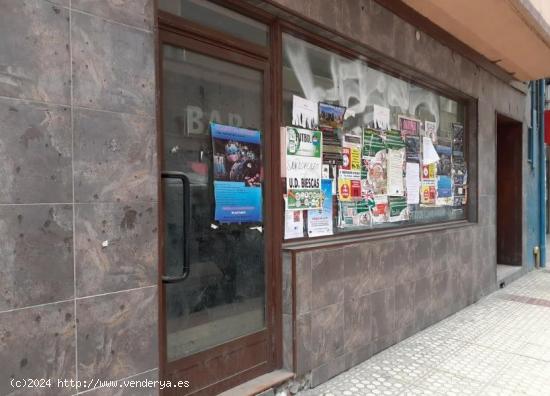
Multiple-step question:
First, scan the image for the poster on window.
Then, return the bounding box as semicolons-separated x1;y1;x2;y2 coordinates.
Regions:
285;127;323;210
292;95;318;130
211;123;263;223
319;102;346;129
398;116;420;137
307;179;334;237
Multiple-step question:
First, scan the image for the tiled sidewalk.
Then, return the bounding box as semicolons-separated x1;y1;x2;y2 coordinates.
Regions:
299;269;550;396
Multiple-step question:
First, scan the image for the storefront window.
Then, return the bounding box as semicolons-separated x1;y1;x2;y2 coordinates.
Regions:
282;34;468;239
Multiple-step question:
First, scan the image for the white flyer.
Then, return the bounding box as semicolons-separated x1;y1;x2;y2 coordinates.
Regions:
292;95;318;130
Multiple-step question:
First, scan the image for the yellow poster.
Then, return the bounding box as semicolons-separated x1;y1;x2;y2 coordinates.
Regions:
338;178;352;201
351;148;361;171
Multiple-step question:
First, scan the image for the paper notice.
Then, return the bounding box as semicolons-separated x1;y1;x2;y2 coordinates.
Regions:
405;162;420;204
292;95;318;130
387;148;405;196
424;120;437;143
373;104;390;131
422;137;440;165
284;205;304;239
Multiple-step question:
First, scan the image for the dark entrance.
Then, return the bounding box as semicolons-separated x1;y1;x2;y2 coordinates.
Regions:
157;4;278;395
496;113;523;269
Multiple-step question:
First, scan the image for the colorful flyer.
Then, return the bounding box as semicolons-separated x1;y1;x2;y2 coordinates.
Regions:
389;196;408;222
363;150;387;195
319;102;346;129
339;201;371;227
338;178;352;201
307;179;334;237
385;129;406;150
398;116;420;137
211;123;263;223
422;163;437;180
436;175;452;198
363;129;385;157
372;194;389;223
435;144;452;176
286;126;323;210
421;180;436;204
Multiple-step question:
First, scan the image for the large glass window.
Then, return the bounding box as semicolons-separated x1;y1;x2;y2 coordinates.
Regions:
282;34;468;239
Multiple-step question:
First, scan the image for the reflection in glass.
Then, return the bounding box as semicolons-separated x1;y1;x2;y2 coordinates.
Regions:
159;0;268;46
162;45;265;361
282;33;467;235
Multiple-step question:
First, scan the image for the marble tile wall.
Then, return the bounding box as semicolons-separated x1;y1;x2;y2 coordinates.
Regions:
0;1;158;395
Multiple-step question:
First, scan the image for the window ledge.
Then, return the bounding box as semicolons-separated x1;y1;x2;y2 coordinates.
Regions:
282;220;474;252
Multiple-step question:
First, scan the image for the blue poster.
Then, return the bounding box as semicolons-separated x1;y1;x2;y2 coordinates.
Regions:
437;175;452;198
211;123;263;223
307;179;333;237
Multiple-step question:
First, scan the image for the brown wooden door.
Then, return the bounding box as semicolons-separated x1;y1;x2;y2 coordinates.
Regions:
496;114;523;266
158;17;276;395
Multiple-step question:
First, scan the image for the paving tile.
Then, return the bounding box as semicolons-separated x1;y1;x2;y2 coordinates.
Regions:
415;370;485;396
299;270;550;396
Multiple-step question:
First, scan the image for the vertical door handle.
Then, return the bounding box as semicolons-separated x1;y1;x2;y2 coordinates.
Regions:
162;171;191;284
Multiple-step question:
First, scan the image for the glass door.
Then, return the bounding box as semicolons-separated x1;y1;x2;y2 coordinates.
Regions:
160;34;272;394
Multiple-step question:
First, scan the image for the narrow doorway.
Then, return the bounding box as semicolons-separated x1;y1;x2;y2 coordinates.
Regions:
496;114;523;282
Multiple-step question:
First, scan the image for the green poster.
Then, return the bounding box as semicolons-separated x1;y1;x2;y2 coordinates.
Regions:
362;129;385;157
385;129;405;150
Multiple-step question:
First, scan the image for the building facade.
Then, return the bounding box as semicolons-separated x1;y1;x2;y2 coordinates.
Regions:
0;1;549;395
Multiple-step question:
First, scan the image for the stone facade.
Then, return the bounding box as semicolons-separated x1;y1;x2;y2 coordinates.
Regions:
0;0;532;394
0;1;158;395
275;0;528;388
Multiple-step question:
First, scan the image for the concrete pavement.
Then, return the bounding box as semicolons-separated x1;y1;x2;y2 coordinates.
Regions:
299;269;550;395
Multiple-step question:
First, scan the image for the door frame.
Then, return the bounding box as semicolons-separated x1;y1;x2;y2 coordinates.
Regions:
155;7;282;395
495;112;523;267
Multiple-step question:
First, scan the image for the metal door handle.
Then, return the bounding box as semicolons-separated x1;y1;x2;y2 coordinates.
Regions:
162;171;191;284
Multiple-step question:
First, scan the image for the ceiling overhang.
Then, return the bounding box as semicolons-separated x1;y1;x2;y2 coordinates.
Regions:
396;0;550;81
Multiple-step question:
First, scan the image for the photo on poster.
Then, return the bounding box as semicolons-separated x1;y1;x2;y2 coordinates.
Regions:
398;115;420;137
424;120;437;143
405;136;420;163
452;123;465;157
292;95;318;130
211;123;263;223
286;126;323;210
363;150;387;195
319;102;346;129
435;144;452;176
